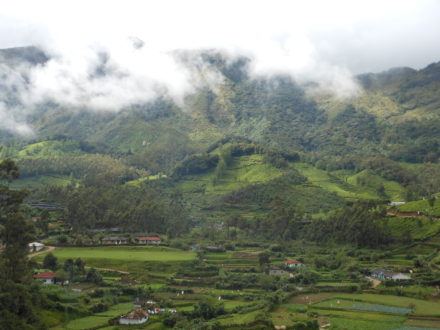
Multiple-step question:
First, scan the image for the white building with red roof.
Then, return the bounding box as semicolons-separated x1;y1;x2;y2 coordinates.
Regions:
284;259;305;268
137;236;161;245
33;271;56;284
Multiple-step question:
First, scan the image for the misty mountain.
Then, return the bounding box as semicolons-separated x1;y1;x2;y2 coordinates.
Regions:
1;46;440;175
0;46;48;66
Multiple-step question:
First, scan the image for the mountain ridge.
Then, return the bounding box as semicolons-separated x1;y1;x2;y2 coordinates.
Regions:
1;46;440;221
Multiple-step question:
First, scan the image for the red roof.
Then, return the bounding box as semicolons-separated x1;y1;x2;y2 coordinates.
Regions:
285;259;303;265
33;271;56;279
138;236;161;241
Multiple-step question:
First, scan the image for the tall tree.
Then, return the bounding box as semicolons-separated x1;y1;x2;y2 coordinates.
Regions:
0;159;44;329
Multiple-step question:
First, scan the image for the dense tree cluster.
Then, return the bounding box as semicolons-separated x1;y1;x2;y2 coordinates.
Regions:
304;202;390;248
0;159;45;329
36;183;189;235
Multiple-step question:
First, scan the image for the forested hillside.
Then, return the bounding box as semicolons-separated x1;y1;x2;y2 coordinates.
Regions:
2;46;440;232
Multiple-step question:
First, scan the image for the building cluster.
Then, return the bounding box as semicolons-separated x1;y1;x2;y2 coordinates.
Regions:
101;235;161;245
117;299;177;325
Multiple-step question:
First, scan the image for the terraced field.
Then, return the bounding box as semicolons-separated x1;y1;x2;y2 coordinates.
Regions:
280;292;440;329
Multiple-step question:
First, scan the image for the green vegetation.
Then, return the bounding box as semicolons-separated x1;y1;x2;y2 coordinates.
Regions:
36;246;195;262
385;217;440;240
3;51;440;329
64;303;133;329
0;159;46;329
335;294;440;316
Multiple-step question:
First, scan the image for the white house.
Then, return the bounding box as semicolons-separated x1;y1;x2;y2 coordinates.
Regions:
29;242;45;252
137;236;161;245
33;272;56;284
119;310;149;325
370;268;411;280
392;273;411;280
389;201;406;206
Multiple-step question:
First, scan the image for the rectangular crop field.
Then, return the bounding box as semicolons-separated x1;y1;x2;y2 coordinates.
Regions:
35;246;195;262
335;294;440;316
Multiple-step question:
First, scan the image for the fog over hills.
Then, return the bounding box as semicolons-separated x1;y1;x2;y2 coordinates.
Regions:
1;0;440;136
3;3;440;330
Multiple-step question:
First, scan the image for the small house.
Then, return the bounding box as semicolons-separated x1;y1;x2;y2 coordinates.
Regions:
29;242;45;252
137;236;161;245
102;236;128;245
119;310;149;325
269;267;293;277
370;268;411;280
284;259;304;268
389;201;406;207
33;272;56;284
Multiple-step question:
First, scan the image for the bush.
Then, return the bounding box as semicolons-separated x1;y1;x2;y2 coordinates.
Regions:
269;244;283;252
91;303;108;313
57;235;68;245
85;268;102;284
223;243;235;251
163;313;177;327
43;253;58;271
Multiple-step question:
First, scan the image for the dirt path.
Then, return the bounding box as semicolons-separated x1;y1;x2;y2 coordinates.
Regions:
94;267;129;275
28;245;56;258
371;278;381;288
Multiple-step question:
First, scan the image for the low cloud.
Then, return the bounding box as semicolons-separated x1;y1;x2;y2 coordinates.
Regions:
0;103;34;137
0;0;439;135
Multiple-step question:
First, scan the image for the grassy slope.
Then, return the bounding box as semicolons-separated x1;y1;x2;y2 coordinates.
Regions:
398;198;440;216
292;163;406;201
177;154;285;195
86;112;223;154
163;155;409;221
385;217;440;240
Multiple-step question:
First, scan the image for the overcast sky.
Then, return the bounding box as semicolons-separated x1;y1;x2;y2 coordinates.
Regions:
1;0;440;74
1;0;440;135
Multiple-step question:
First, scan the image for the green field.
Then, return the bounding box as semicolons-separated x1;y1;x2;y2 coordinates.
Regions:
281;292;440;330
64;302;133;329
35;246;195;264
334;293;440;317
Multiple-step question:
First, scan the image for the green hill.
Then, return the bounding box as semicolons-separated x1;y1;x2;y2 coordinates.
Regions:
1;47;440;229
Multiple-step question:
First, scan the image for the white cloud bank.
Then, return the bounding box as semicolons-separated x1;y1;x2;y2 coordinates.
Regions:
1;0;440;135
